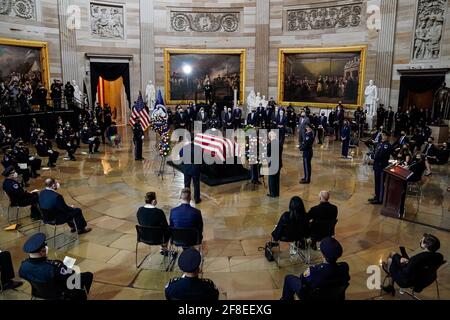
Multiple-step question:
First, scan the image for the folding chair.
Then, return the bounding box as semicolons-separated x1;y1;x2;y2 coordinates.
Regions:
38;208;78;250
166;227;202;272
135;225;171;268
275;223;310;267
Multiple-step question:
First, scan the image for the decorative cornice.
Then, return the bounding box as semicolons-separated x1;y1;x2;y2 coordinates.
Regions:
170;11;240;33
0;0;36;20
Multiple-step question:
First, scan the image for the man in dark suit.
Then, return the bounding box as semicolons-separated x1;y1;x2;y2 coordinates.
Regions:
246;109;258;126
222;107;233;130
308;191;338;249
274;109;288;147
233;106;242;130
335;104;345;141
169;188;203;242
318;112;328;145
38;178;91;234
180;142;202;204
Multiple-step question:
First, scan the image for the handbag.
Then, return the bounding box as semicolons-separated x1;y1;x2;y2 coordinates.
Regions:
259;241;278;262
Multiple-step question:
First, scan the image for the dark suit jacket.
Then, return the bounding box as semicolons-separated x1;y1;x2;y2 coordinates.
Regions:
308;202;338;222
39;189;75;222
180;143;202;177
137;207;168;228
169;204;203;240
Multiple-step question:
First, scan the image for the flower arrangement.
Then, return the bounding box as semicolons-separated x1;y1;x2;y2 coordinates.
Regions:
150;115;171;157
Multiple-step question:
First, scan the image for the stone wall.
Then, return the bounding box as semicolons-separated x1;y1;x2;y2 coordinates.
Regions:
1;0;450;111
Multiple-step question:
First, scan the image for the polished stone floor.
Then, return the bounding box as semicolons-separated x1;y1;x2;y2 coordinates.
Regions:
0;127;449;300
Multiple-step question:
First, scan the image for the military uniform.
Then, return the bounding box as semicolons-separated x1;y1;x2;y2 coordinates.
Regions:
165;275;219;301
35;136;59;167
281;237;350;300
300;130;314;183
133;122;144;160
372;140;392;203
19;233;93;300
2;169;41;219
165;248;219;301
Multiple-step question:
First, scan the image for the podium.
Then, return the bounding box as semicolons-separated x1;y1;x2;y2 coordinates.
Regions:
381;165;413;219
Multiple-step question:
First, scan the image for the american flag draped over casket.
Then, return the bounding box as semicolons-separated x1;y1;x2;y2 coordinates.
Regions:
194;133;241;162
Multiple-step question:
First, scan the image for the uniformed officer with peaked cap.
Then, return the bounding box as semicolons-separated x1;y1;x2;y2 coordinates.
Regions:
281;237;350;300
165;248;219;301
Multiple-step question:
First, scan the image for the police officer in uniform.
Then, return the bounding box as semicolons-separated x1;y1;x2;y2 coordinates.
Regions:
281;237;350;300
165;248;219;301
19;233;93;300
2;166;41;220
13;140;41;179
133;118;144;161
80;123;100;154
56;128;77;161
35;131;59;167
300;126;314;184
369;131;391;205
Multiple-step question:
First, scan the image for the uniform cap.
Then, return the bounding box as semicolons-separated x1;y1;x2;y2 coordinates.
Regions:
23;233;47;253
320;237;343;263
178;248;202;273
2;166;15;177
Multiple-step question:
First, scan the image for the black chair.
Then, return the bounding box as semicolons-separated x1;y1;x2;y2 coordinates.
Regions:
2;191;40;232
27;279;64;300
167;227;202;272
135;225;171;268
397;260;446;300
276;223;310;267
38;208;78;249
310;219;337;244
302;283;349;301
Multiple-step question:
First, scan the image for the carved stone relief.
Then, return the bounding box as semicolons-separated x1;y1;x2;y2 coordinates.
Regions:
90;2;125;39
286;3;362;31
0;0;36;20
412;0;447;60
170;11;240;32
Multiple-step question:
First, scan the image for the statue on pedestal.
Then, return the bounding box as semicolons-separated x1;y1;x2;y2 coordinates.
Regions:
261;95;268;109
72;80;81;108
255;92;262;109
432;82;450;122
145;80;156;109
247;90;256;110
364;80;378;117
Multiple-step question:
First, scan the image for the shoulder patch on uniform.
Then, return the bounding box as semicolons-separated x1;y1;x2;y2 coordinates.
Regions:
384;144;388;149
13;183;19;189
303;267;311;277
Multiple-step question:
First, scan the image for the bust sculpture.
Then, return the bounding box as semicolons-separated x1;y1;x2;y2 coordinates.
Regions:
146;80;156;109
364;80;378;116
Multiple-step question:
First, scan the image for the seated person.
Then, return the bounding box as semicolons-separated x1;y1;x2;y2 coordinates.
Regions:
0;250;24;291
80;123;100;154
105;122;120;147
136;192;170;255
38;178;91;235
55;128;77;161
308;191;338;250
19;233;93;300
2;166;41;220
436;142;449;165
382;233;444;295
165;248;219;301
271;196;309;247
407;152;426;182
396;144;413;166
35;132;59;167
281;237;350;300
169;188;203;243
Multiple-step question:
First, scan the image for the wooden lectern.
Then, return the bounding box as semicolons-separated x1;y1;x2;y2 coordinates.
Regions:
382;165;413;219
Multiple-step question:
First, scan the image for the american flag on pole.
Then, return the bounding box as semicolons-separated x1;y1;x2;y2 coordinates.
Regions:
194;133;241;162
129;92;151;131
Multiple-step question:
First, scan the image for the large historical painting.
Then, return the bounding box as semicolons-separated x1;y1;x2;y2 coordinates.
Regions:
0;38;49;92
164;49;246;105
278;46;367;108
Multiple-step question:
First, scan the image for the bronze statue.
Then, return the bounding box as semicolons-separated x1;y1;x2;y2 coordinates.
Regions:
432;82;450;122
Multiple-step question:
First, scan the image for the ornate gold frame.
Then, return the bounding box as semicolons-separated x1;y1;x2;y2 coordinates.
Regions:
0;38;50;91
277;46;367;109
164;48;246;105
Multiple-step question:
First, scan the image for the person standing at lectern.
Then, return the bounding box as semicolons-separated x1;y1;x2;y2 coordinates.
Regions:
368;132;391;205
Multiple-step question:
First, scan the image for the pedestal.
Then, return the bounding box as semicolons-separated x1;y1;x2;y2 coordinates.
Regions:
430;125;449;144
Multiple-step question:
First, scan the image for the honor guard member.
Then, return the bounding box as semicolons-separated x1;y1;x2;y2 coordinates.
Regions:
369;131;391;205
165;248;219;301
300;126;314;184
35;131;59;167
233;105;242;130
2;166;41;220
19;233;93;300
133;117;144;161
341;120;351;159
56;128;76;161
281;237;350;300
80;123;100;154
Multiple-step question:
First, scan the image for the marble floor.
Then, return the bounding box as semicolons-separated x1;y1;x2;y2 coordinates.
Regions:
0;127;449;300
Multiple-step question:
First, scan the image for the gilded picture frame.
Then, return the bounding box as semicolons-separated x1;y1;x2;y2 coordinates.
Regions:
0;37;50;91
164;48;246;105
278;46;367;109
